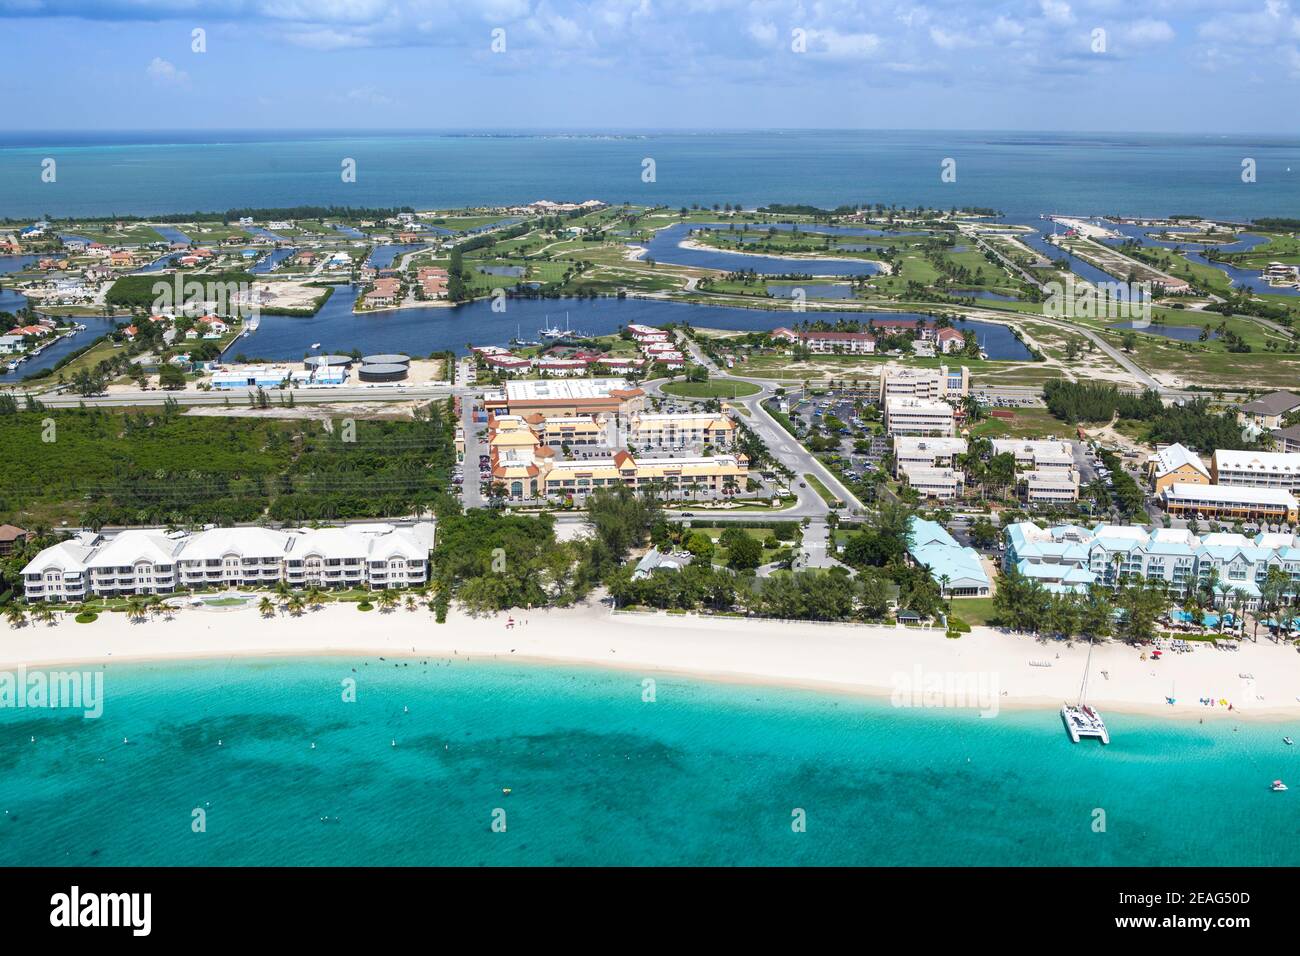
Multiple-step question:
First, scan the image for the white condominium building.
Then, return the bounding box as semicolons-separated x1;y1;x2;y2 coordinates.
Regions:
83;529;183;599
1021;469;1081;503
900;465;964;500
991;438;1075;471
992;439;1079;502
22;523;435;603
1211;449;1300;492
878;364;970;404
1004;521;1300;607
892;436;967;478
18;532;100;604
177;526;290;590
884;396;955;437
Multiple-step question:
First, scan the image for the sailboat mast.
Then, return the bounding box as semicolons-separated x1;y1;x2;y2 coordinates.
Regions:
1078;637;1094;705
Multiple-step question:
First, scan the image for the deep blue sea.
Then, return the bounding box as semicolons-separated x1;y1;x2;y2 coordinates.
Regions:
0;657;1296;866
2;129;1298;220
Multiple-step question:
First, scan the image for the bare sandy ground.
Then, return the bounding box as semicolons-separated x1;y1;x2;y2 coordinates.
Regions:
677;238;888;273
4;600;1298;721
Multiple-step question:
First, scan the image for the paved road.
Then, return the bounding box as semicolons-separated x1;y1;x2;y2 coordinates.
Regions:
30;383;462;408
459;394;485;508
655;336;863;518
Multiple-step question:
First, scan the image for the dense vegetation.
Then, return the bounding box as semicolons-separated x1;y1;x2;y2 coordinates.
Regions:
0;400;456;527
105;270;257;310
1044;382;1254;452
1043;381;1163;424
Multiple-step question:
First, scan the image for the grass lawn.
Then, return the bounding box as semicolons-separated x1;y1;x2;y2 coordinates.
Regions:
661;379;760;398
948;596;997;625
969;407;1072;440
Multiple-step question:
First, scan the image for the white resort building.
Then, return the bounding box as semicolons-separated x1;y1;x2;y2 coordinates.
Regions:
22;523;435;602
1003;521;1300;606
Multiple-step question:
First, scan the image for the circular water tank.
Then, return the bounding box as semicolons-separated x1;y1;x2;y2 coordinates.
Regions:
304;354;353;369
358;363;408;382
361;353;410;367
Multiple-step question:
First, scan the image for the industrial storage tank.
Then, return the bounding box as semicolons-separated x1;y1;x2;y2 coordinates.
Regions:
361;353;410;367
304;354;353;369
358;362;408;383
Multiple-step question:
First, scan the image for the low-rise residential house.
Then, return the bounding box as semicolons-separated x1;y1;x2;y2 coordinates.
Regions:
935;327;966;353
1237;391;1300;432
483;354;534;375
907;517;991;597
632;547;693;580
534;358;591;377
1273;424;1300;455
0;524;29;556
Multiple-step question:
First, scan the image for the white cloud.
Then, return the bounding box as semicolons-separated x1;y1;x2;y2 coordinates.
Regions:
283;27;373;50
1122;18;1175;45
991;16;1026;40
146;56;189;87
1040;0;1075;26
747;19;778;47
807;28;882;60
930;26;976;50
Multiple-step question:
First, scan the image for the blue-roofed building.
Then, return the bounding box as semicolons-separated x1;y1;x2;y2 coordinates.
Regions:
1003;521;1300;609
907;517;991;597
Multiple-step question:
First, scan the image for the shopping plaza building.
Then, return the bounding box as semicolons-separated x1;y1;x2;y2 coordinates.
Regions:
486;414;747;500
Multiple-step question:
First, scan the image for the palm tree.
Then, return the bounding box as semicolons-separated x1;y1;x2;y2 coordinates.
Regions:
404;596;418;612
306;588;325;612
32;603;56;626
377;589;398;613
286;593;306;617
126;599;148;624
3;603;28;629
258;596;276;618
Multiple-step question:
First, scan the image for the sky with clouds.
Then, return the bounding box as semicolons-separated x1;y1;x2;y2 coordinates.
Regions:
2;0;1298;132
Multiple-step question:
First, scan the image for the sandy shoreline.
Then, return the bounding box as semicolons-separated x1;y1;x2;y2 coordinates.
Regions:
3;600;1298;722
677;237;889;273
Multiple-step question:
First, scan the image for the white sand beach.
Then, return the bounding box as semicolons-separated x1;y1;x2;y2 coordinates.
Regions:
3;600;1298;721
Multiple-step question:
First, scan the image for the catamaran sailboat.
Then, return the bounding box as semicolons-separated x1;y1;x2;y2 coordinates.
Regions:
1062;637;1110;743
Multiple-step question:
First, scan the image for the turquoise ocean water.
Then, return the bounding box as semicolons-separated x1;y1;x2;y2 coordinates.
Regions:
1;657;1296;866
2;129;1299;220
